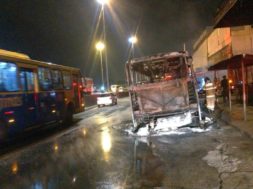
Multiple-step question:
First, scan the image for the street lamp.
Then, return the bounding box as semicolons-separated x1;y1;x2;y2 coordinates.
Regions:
96;0;110;91
96;0;109;5
128;36;137;45
128;36;138;82
128;36;138;58
96;41;105;90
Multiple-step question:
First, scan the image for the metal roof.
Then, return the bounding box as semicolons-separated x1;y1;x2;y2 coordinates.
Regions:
128;51;189;65
0;49;80;72
214;0;253;28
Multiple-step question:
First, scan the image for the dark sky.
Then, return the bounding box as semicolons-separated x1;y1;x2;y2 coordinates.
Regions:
0;0;223;85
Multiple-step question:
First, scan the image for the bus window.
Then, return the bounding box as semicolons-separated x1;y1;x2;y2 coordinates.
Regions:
63;71;72;90
51;70;63;90
38;67;53;91
0;62;19;92
20;68;35;91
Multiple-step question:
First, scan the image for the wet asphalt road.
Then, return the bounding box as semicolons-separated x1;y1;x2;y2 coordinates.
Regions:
0;98;253;189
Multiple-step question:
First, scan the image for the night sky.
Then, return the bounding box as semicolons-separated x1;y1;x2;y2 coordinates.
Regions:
0;0;223;85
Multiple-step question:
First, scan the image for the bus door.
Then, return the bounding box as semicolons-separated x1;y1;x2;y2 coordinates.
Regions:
20;67;38;127
72;74;81;111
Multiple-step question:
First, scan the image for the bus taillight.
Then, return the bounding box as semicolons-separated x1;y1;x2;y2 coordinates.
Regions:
4;111;14;115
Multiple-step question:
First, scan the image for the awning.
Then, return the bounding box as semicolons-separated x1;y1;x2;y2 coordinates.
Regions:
208;54;253;70
214;0;253;28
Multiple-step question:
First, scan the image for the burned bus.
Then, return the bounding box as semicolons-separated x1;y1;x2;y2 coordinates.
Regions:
126;51;205;132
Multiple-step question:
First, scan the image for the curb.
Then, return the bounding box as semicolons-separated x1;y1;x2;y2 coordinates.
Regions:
85;105;97;111
220;109;253;140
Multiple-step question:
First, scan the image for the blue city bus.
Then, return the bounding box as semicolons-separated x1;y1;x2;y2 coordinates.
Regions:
0;49;85;142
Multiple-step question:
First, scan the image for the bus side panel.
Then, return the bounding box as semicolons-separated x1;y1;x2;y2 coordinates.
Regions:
23;93;38;127
37;91;65;123
0;94;26;137
38;92;57;123
55;91;65;120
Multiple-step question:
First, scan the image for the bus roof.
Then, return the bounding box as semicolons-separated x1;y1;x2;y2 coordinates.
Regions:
0;49;30;60
0;49;80;73
127;51;190;65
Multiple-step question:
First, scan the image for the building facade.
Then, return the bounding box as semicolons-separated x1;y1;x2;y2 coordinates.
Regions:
193;25;253;105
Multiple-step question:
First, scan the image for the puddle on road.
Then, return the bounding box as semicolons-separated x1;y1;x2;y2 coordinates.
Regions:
123;140;167;189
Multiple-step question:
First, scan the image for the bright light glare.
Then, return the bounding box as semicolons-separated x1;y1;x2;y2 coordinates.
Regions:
96;41;105;51
128;36;137;44
82;129;87;136
11;162;18;174
97;0;109;5
100;85;105;91
54;144;59;152
101;129;111;153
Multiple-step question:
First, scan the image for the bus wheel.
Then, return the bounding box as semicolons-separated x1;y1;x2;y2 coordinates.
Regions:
0;122;7;143
64;106;73;125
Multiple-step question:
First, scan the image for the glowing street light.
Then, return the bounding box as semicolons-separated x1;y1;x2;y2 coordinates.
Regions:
128;36;138;59
96;41;105;51
96;0;110;91
96;0;109;5
96;41;105;90
128;36;138;45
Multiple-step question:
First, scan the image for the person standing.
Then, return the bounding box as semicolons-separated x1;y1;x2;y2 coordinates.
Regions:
221;75;229;103
204;77;216;111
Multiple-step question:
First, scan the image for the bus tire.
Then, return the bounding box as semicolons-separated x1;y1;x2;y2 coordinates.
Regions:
64;104;74;125
0;121;7;144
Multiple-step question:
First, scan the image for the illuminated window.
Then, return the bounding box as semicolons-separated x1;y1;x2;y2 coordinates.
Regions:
20;69;35;91
51;70;63;89
0;62;19;92
38;67;53;91
63;71;72;90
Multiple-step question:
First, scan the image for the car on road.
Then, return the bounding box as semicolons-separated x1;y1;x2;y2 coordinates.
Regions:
96;92;117;107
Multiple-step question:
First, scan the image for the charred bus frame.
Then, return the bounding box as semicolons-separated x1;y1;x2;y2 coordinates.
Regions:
126;51;204;132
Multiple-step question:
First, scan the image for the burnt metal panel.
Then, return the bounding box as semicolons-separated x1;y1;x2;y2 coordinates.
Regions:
133;79;189;115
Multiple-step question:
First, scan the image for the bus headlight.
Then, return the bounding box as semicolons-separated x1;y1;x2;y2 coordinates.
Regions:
8;118;15;124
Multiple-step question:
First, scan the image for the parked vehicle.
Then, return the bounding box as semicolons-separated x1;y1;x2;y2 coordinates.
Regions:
97;92;117;107
126;51;212;132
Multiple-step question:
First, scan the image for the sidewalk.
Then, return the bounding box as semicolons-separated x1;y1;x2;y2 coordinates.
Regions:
217;102;253;139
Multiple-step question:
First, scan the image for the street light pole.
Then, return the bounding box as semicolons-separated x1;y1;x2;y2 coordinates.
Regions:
102;7;110;91
97;0;110;91
128;36;138;81
99;50;104;89
128;36;137;58
96;41;105;90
